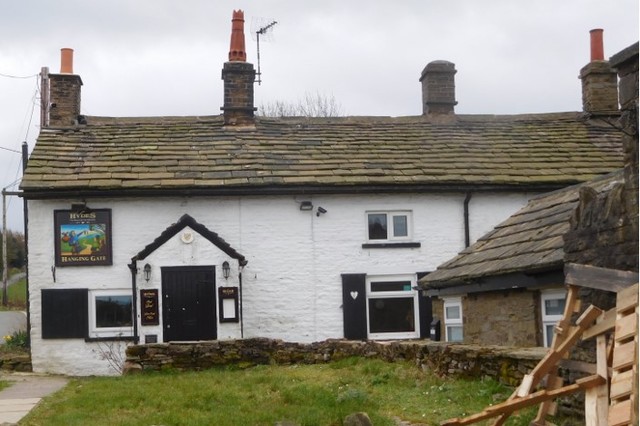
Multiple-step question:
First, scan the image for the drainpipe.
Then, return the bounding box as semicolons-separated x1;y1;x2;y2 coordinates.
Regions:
463;192;472;248
128;260;140;344
238;265;244;339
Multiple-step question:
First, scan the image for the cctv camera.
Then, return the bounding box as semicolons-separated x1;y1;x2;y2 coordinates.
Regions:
316;206;327;216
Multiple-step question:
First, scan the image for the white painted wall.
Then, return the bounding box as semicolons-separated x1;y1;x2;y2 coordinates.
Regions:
27;191;535;375
468;193;536;244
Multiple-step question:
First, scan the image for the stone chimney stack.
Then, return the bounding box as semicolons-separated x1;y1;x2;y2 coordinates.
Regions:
221;10;256;126
44;48;83;128
419;60;457;115
579;29;619;115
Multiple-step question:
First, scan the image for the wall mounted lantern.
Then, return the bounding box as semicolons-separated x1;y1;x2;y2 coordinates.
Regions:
299;201;313;211
143;263;151;282
222;261;231;280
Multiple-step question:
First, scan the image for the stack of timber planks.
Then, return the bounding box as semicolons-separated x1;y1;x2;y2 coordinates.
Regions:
440;280;639;426
608;284;638;426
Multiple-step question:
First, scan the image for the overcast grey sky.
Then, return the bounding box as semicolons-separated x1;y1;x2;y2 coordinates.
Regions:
1;0;638;230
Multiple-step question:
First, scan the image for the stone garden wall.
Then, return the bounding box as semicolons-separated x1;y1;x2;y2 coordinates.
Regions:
124;338;546;387
0;352;32;372
125;338;599;414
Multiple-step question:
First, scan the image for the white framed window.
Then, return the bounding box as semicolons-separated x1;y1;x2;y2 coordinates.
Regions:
541;290;566;347
88;289;134;338
366;211;412;242
366;274;420;340
443;297;463;342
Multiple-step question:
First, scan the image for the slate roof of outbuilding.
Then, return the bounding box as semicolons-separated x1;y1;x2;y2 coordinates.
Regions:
420;169;625;289
21;113;623;196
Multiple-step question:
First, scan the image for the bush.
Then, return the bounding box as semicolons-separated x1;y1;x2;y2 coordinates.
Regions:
3;330;28;348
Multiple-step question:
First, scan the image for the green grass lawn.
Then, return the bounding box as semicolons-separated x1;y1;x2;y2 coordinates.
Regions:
22;358;541;426
0;277;26;310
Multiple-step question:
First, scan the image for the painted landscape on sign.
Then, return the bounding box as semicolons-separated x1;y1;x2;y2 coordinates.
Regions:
59;224;107;256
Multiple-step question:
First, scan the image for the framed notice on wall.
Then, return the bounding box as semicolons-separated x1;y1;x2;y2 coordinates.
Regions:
218;287;239;323
140;289;159;326
54;209;113;266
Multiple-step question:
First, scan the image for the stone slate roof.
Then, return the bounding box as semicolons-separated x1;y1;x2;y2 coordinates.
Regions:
21;112;623;196
421;170;625;289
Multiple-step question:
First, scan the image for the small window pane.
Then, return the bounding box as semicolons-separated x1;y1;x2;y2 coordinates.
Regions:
368;214;387;240
545;324;555;347
368;297;415;333
445;305;460;320
392;215;408;237
95;295;132;328
447;326;463;342
371;281;412;292
544;298;565;316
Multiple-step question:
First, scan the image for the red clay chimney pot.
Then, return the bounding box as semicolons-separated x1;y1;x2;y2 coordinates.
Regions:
60;48;74;74
229;10;247;62
590;29;604;62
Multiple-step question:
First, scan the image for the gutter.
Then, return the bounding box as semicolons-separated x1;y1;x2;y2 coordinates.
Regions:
19;182;573;200
424;268;565;297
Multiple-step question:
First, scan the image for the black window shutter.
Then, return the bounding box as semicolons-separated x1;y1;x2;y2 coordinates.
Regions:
417;272;433;339
341;273;367;340
41;289;88;339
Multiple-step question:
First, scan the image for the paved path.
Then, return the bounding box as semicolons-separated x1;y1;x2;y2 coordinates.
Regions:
0;373;68;425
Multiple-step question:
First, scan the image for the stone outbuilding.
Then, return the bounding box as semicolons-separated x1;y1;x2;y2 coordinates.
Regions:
421;40;638;348
421;171;626;346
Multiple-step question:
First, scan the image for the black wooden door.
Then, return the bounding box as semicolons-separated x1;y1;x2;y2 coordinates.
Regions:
161;266;217;342
341;273;367;340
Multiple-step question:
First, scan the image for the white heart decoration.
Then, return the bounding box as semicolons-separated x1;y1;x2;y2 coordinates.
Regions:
350;291;358;300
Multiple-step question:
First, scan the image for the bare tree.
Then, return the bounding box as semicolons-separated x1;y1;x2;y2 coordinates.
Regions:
258;91;344;117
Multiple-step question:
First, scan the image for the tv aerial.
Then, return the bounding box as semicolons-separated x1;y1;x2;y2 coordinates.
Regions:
251;17;278;85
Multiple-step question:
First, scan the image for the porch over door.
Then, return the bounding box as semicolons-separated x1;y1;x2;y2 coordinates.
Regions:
161;266;216;342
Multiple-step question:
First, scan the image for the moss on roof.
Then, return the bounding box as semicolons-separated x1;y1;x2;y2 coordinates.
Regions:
21;112;623;195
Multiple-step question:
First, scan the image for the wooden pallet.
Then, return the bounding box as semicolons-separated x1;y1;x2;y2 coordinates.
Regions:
441;281;639;426
607;284;638;426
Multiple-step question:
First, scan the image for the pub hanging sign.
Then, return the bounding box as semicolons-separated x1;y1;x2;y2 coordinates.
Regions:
54;209;113;266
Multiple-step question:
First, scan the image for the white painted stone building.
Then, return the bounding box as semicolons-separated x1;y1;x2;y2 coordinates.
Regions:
20;13;623;375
